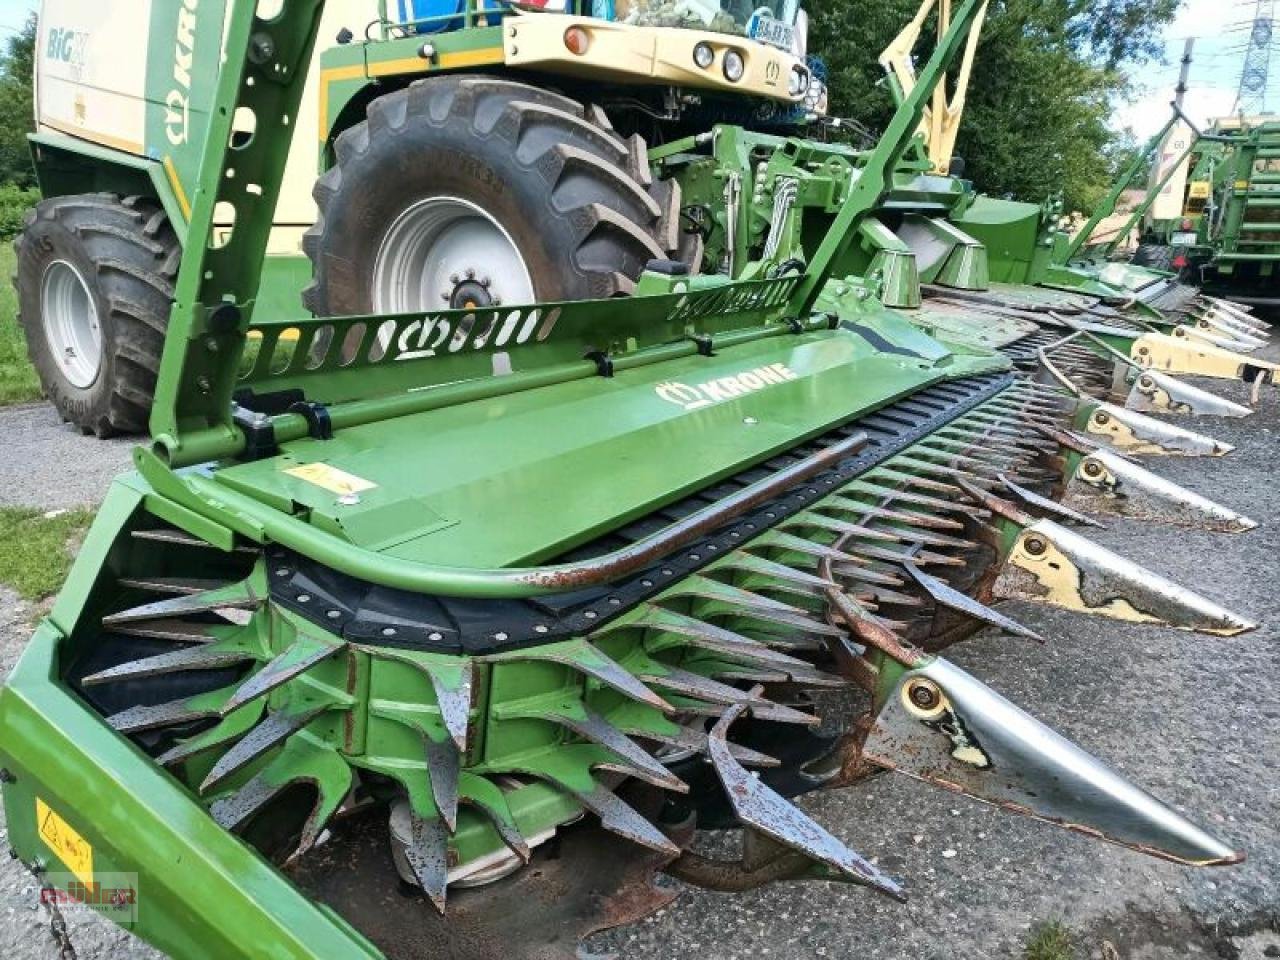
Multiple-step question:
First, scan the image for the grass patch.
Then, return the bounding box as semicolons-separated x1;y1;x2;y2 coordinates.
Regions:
1025;921;1077;960
0;244;42;407
0;505;93;601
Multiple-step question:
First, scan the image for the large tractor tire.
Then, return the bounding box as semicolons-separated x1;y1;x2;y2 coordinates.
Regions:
303;75;683;316
1131;243;1175;273
15;194;177;437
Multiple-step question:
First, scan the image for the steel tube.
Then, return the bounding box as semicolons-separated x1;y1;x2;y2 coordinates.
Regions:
160;319;816;467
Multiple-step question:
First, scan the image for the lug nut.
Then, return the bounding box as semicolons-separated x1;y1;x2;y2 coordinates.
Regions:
1023;534;1048;556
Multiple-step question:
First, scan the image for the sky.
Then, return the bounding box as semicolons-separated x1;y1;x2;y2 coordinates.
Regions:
0;0;31;37
1116;0;1271;140
0;0;1265;141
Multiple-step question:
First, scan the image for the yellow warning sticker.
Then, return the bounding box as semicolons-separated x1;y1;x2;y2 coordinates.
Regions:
284;463;377;496
36;797;94;888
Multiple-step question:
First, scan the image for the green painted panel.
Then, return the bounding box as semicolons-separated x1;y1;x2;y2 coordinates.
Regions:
143;0;230;202
0;625;381;960
214;326;1003;568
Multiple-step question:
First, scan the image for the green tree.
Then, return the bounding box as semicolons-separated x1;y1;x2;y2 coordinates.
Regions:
0;14;36;188
809;0;1180;214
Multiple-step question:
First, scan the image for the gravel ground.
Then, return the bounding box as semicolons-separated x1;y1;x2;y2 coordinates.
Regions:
1;341;1278;959
0;404;132;511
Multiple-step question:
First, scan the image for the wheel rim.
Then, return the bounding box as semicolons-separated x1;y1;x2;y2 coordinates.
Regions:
372;196;536;313
40;260;103;390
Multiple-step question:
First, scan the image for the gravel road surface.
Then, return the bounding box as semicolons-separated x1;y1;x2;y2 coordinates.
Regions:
1;345;1277;960
0;404;132;511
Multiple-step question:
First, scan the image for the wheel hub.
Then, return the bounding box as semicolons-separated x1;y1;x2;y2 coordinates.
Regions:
446;274;495;310
39;259;102;390
372;196;534;314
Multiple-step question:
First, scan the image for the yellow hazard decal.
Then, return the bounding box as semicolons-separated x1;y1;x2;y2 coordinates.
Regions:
36;797;94;887
284;463;377;496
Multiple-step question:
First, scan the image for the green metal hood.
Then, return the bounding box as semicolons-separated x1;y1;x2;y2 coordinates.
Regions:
210;314;1004;570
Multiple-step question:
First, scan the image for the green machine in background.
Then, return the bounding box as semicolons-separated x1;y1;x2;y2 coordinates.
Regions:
0;2;1263;958
824;25;1276;429
1137;115;1280;309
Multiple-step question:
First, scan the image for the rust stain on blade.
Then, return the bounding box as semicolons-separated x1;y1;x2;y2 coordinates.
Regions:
707;698;905;901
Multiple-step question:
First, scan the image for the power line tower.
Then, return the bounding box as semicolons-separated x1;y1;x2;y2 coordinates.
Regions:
1234;0;1276;114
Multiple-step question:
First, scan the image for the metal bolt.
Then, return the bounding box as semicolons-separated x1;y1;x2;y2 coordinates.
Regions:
907;679;942;711
429;632;443;642
1137;346;1150;356
450;273;460;285
249;32;276;63
0;768;15;784
382;627;397;637
297;594;311;603
466;268;475;280
1023;535;1048;556
326;609;341;620
480;276;491;287
1093;411;1110;426
1082;460;1102;478
1139;375;1153;389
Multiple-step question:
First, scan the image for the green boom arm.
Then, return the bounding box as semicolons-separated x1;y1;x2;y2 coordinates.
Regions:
148;1;327;462
1099;132;1200;259
786;0;986;316
1058;110;1179;264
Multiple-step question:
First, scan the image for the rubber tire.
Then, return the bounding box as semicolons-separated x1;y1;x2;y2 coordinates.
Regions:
303;75;682;315
1131;243;1175;273
15;194;178;437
